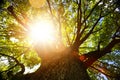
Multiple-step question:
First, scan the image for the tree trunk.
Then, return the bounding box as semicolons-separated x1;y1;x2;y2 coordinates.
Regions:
23;49;90;80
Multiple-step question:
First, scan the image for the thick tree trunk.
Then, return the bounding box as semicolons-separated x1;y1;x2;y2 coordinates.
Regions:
22;49;90;80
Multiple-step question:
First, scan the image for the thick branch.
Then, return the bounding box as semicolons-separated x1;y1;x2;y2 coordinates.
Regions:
7;6;28;31
74;1;82;45
80;39;120;67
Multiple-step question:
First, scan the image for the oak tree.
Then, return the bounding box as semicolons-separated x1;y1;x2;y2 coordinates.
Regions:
0;0;120;80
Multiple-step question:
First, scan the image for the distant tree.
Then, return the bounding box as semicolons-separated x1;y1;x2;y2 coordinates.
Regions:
0;0;120;80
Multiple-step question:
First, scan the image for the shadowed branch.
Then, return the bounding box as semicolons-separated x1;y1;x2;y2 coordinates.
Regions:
80;39;120;67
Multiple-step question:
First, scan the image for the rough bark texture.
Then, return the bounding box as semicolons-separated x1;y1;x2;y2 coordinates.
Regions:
21;49;90;80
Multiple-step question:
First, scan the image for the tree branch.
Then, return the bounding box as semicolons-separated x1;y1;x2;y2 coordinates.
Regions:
0;53;25;74
80;39;120;67
72;1;102;51
81;0;102;26
74;0;82;46
46;0;53;16
91;28;103;34
7;6;28;31
90;60;120;78
90;65;116;78
73;16;101;51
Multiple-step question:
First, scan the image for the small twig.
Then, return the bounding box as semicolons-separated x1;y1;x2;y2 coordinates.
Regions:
91;28;103;34
81;0;102;26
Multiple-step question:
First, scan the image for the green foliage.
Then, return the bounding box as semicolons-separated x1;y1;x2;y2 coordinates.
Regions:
0;1;40;79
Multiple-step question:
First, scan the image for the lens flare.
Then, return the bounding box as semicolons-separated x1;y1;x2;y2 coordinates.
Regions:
28;20;55;43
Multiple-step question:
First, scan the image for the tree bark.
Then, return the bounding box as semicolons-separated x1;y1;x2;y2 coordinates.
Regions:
22;49;90;80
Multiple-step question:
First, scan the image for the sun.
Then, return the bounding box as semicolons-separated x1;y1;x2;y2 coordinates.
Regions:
28;20;56;43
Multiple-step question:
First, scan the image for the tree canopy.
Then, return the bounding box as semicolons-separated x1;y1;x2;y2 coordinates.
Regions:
0;0;120;80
